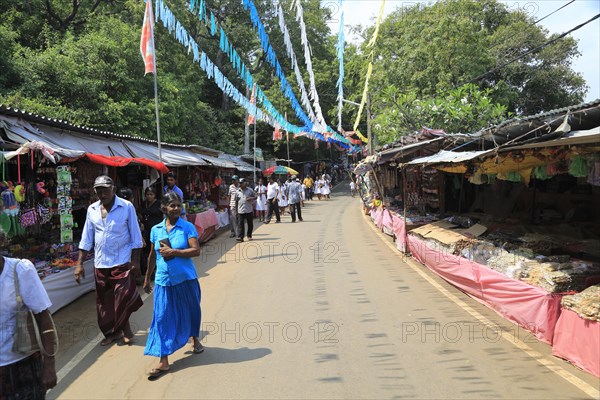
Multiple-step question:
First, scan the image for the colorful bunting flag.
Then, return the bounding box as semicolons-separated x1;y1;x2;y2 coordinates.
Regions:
140;0;156;75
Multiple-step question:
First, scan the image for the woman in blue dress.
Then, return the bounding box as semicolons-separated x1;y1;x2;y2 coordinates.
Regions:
143;192;202;380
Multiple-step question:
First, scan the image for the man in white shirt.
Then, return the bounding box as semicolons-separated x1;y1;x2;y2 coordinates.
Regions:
228;175;240;238
75;175;144;346
265;176;280;223
287;176;303;222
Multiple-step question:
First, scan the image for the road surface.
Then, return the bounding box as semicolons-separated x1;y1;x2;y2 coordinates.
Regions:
49;183;599;399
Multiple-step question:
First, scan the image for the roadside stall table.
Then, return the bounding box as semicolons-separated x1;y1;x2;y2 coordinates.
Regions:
187;209;219;243
44;259;95;314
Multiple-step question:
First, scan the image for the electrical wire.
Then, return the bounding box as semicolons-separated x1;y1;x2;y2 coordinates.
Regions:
489;0;577;50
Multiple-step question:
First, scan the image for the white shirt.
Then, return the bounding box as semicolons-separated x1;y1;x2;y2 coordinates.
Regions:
79;196;144;268
0;257;52;366
267;182;279;200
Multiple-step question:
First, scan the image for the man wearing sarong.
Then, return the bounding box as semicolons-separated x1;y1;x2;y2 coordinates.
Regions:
74;175;144;346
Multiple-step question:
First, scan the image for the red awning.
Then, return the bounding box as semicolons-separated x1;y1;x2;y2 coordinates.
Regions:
84;154;169;174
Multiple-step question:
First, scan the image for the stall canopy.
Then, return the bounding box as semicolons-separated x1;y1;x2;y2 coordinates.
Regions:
378;137;445;164
84;154;169;174
219;153;260;172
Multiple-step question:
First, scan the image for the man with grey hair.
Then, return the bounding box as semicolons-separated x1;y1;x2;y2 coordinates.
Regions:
75;175;144;346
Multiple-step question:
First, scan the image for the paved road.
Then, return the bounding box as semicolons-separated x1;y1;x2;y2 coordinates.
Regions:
50;184;598;399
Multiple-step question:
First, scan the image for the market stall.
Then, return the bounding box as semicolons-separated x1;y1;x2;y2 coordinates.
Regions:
552;286;600;377
187;208;219;243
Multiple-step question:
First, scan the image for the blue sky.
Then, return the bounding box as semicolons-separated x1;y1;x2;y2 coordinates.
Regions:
326;0;600;103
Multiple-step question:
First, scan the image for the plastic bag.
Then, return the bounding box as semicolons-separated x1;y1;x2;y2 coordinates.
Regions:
569;156;588;178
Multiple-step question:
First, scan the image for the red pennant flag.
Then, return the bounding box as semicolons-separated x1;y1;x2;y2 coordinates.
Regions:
140;0;156;75
273;126;281;141
248;84;256;125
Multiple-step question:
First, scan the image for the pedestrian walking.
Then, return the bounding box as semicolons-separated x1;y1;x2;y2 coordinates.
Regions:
0;229;58;399
228;176;240;238
143;192;202;380
287;176;303;222
75;175;144;346
321;174;331;200
254;178;267;222
350;181;356;198
303;175;313;201
265;176;280;223
235;178;257;242
277;178;288;215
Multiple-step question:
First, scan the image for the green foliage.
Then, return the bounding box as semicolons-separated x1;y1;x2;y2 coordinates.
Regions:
344;0;587;144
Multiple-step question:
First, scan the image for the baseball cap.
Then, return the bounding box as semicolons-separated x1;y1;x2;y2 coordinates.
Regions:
93;175;113;188
232;175;239;181
239;178;247;183
291;175;297;179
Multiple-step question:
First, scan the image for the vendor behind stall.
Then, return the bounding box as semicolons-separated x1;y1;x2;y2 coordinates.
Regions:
163;172;186;221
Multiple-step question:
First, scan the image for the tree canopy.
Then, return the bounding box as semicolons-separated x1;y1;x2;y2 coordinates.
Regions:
342;0;587;143
0;0;589;153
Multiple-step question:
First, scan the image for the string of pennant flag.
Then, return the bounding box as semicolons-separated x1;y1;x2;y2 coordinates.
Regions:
185;0;352;147
151;0;354;149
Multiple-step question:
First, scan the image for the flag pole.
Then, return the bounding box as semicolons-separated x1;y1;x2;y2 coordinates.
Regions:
153;71;163;189
253;121;257;185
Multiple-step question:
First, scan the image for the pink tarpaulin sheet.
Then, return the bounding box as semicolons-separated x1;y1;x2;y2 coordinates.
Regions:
381;209;393;232
370;207;384;229
391;213;408;252
408;235;561;344
552;309;600;377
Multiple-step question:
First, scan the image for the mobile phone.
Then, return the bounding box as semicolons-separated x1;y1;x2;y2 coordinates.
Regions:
159;238;175;261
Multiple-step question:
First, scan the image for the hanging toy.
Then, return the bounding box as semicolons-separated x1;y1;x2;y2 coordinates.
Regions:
14;184;26;203
36;181;47;196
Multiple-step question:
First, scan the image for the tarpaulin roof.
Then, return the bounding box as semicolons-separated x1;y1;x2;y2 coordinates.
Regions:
197;153;237;169
500;126;600;151
122;140;208;167
84;154;169;174
219;153;260;172
407;149;494;166
378;137;444;164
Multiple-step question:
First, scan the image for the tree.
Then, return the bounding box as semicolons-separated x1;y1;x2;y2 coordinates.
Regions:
345;0;587;142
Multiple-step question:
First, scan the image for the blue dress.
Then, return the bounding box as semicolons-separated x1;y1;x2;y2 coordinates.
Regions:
144;218;201;357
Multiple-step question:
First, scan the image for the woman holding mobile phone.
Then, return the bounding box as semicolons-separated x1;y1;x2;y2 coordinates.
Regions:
142;192;203;380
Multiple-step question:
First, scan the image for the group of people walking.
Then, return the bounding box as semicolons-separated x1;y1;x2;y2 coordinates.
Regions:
1;169;337;397
228;173;311;242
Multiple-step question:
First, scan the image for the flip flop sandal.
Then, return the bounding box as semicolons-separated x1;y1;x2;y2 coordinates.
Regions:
100;333;124;346
147;367;170;381
193;344;204;354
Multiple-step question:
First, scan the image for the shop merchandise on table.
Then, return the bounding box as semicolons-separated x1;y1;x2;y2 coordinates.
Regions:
407;213;600;294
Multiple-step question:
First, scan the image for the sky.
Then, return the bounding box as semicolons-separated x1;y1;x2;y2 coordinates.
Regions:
324;0;600;103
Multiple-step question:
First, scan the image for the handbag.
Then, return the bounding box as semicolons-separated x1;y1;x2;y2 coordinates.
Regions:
12;263;58;357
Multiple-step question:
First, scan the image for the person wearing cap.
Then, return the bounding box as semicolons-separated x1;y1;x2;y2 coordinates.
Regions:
164;172;186;221
228;176;240;238
75;175;144;346
234;178;257;242
287;175;303;222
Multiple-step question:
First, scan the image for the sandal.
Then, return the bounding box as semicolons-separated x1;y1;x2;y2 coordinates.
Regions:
147;367;170;381
193;343;204;354
100;332;124;346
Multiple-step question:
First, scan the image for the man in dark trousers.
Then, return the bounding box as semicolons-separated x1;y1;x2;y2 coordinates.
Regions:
75;175;144;346
265;175;280;223
234;178;257;242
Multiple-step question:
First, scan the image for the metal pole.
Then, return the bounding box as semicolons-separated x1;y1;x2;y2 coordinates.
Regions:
367;93;372;156
286;130;290;167
244;86;250;155
253;122;257;185
152;67;164;189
